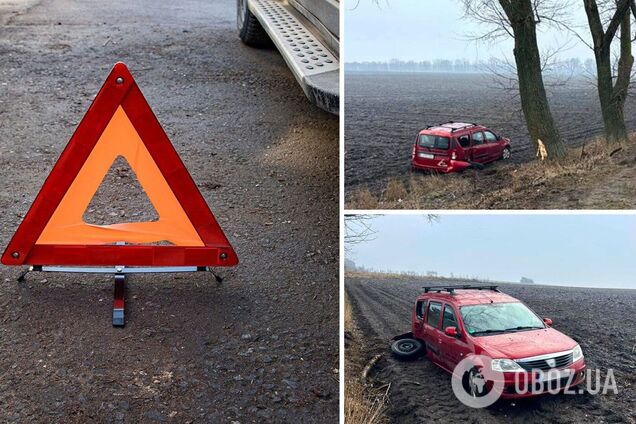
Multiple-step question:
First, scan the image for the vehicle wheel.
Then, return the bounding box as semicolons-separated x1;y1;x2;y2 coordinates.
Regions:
462;366;490;398
237;0;271;47
391;338;424;360
501;147;511;160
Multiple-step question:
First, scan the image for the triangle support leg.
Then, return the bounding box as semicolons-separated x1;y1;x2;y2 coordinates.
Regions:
113;273;126;327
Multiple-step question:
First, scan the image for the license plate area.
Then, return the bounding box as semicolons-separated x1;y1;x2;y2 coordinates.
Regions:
417;152;434;159
536;368;572;382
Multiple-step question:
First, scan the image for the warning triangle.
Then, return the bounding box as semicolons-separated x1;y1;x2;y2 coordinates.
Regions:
1;62;238;267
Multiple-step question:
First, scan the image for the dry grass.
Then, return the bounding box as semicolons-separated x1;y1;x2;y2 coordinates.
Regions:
345;292;354;331
345;380;388;424
346;135;636;209
344;293;388;424
382;178;408;202
348;187;378;209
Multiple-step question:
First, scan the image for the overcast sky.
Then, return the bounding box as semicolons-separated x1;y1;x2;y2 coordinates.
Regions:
344;0;594;63
346;214;636;289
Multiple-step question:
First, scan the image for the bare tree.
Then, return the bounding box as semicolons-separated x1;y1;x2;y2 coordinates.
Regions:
461;0;568;159
344;215;377;251
583;0;634;143
344;214;439;252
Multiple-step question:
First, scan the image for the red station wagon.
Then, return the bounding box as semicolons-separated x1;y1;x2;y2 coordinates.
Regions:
392;286;586;399
410;122;511;173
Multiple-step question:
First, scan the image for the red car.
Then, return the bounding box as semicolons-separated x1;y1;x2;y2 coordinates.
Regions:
392;286;586;399
410;122;511;173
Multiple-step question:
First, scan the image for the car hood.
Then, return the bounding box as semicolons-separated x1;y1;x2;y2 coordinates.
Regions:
473;328;577;360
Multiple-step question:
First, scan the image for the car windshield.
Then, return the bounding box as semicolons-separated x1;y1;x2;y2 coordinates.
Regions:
419;134;449;150
460;302;544;336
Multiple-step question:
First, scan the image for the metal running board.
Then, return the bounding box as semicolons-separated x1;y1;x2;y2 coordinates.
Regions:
248;0;339;114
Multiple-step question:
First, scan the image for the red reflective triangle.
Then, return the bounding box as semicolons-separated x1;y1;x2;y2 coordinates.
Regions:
1;62;238;267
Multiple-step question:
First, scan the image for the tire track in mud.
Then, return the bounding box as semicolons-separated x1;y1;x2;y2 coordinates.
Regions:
345;276;635;423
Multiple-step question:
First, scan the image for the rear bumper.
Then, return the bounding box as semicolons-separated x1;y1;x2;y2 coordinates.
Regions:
411;159;472;174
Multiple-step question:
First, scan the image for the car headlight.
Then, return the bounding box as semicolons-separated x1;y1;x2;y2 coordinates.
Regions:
572;344;584;362
491;358;524;372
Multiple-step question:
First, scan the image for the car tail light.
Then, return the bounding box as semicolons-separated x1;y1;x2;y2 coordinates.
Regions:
411;145;415;159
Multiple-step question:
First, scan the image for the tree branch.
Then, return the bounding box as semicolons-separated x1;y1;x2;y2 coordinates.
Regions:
602;0;631;47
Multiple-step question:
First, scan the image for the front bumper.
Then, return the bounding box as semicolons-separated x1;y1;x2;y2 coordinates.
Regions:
498;359;587;399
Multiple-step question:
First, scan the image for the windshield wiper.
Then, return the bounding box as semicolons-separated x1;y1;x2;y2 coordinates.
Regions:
470;329;506;336
503;326;544;332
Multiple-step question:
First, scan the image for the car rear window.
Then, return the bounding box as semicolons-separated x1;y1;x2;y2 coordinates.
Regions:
419;134;450;150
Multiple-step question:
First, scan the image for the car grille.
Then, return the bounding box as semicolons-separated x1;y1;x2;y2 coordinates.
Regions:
516;352;573;371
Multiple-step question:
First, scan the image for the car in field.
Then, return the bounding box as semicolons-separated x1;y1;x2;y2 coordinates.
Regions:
411;122;511;173
392;285;586;399
237;0;339;114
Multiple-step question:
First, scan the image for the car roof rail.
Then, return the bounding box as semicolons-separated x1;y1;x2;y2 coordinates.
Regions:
418;122;480;134
422;285;500;294
442;122;478;133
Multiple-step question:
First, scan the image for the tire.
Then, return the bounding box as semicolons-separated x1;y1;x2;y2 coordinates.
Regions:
391;338;424;360
237;0;271;47
501;147;511;160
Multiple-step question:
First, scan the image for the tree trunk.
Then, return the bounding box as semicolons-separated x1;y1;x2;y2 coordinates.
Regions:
584;0;633;143
502;0;566;158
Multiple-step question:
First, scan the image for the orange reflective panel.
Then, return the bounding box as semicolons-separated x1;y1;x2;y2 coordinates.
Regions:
36;106;204;246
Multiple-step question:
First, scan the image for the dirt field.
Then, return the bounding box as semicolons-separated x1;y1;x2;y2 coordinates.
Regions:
345;274;636;423
0;0;338;422
344;72;636;196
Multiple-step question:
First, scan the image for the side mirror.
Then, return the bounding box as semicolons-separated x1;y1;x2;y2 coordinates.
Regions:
543;318;553;327
445;326;460;338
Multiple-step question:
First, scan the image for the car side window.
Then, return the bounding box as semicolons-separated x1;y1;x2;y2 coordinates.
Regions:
416;300;427;320
472;131;484;145
427;301;442;328
457;135;470;148
442;304;457;330
484;131;498;143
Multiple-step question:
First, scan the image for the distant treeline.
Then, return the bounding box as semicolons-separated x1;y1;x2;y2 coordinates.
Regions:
345;58;596;75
